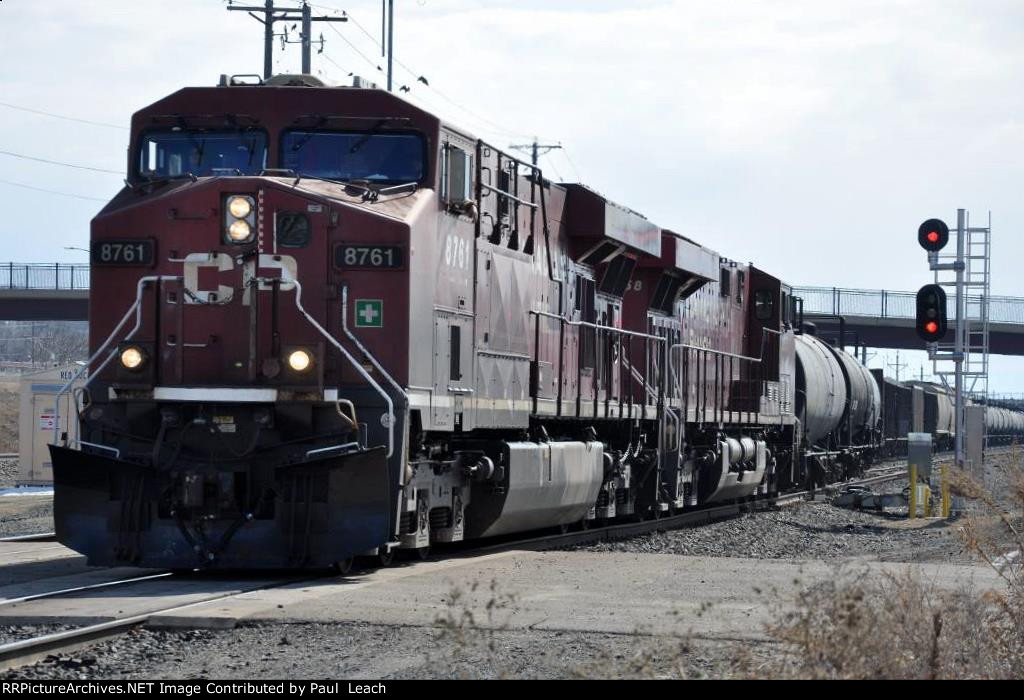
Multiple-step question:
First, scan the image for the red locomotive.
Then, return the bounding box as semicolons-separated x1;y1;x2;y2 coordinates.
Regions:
49;74;907;569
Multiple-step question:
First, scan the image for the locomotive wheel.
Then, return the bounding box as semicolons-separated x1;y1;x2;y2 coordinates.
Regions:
400;546;431;562
333;557;356;576
376;547;396;567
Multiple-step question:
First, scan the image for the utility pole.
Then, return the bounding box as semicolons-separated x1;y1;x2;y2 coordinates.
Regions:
386;0;395;92
226;0;348;79
510;139;562;168
887;350;908;382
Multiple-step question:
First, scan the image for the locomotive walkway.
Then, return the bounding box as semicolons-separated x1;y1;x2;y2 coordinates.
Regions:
1;265;1022;355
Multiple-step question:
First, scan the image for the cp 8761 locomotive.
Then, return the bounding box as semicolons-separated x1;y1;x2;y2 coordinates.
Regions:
48;74;931;569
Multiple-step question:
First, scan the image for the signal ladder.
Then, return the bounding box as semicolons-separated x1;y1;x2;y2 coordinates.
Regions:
932;213;991;399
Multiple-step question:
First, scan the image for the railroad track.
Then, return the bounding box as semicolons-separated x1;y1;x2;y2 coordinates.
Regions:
0;573;173;610
0;576;311;673
0;448;1001;674
0;533;56;544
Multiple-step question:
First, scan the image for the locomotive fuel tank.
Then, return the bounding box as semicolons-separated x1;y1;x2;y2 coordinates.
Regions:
794;334;846;447
464;441;605;538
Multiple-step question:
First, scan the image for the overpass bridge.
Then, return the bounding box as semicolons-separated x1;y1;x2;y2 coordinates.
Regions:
0;266;1022;355
0;264;89;321
793;286;1024;356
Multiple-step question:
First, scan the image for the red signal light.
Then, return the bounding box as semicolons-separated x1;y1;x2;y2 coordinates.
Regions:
919;219;950;252
916;284;948;341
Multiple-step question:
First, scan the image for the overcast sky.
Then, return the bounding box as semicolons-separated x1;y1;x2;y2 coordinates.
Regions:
1;0;1022;390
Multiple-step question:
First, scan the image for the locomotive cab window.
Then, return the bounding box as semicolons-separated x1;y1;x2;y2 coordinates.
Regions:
754;290;775;321
442;144;473;206
138;128;268;178
281;130;425;185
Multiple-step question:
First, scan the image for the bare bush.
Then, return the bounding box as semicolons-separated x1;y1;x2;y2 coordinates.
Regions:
756;450;1024;679
427;579;519;679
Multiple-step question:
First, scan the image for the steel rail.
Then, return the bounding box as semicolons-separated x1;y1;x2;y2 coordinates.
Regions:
0;577;314;673
0;573;173;608
0;533;56;543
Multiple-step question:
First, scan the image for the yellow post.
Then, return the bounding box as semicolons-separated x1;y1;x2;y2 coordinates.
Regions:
924;485;932;518
942;464;951;519
909;464;918;520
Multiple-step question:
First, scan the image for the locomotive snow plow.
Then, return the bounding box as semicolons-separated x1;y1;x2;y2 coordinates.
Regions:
50;442;392;569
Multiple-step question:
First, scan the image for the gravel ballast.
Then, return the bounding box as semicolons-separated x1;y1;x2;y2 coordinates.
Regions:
575;496;973;564
0;495;54;538
1;623;768;681
0;458;18;488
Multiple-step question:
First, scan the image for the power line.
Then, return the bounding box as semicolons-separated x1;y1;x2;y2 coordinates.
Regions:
323;22;384;75
0;101;126;130
321;53;350;77
0;149;122;175
561;146;583;183
310;2;542;140
542;153;564;183
0;178;107;202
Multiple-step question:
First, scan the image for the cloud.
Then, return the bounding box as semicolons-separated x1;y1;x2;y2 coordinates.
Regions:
1;0;1022;387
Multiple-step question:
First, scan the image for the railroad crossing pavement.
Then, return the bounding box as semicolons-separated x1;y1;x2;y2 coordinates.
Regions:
0;539;92;589
140;551;1003;640
0;543;1004;639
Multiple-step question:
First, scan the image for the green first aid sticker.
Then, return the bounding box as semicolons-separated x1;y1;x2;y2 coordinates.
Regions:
355;300;384;328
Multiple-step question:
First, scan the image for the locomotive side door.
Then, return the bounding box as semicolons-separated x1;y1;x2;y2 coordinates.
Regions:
747;266;783;416
434;132;479;431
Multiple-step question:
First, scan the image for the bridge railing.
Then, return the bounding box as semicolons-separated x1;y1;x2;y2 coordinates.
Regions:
793;286;1024;326
0;263;91;291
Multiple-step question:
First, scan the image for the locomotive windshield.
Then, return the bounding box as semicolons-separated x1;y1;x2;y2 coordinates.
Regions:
281;130;425;185
137;129;268;178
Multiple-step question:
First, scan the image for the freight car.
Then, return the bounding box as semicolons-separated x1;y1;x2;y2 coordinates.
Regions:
47;74;1020;570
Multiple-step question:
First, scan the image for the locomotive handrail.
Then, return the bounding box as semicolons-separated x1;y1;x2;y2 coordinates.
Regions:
68;440;121;460
479;182;539;210
287;276;397;459
670;343;762;364
529;310;669;343
51;275;181;446
669;327;783;428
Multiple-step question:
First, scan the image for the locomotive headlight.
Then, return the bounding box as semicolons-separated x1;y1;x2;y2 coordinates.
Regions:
228;220;252;242
224;194;257;244
227;196;253;219
287;349;313;373
120;346;146;371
